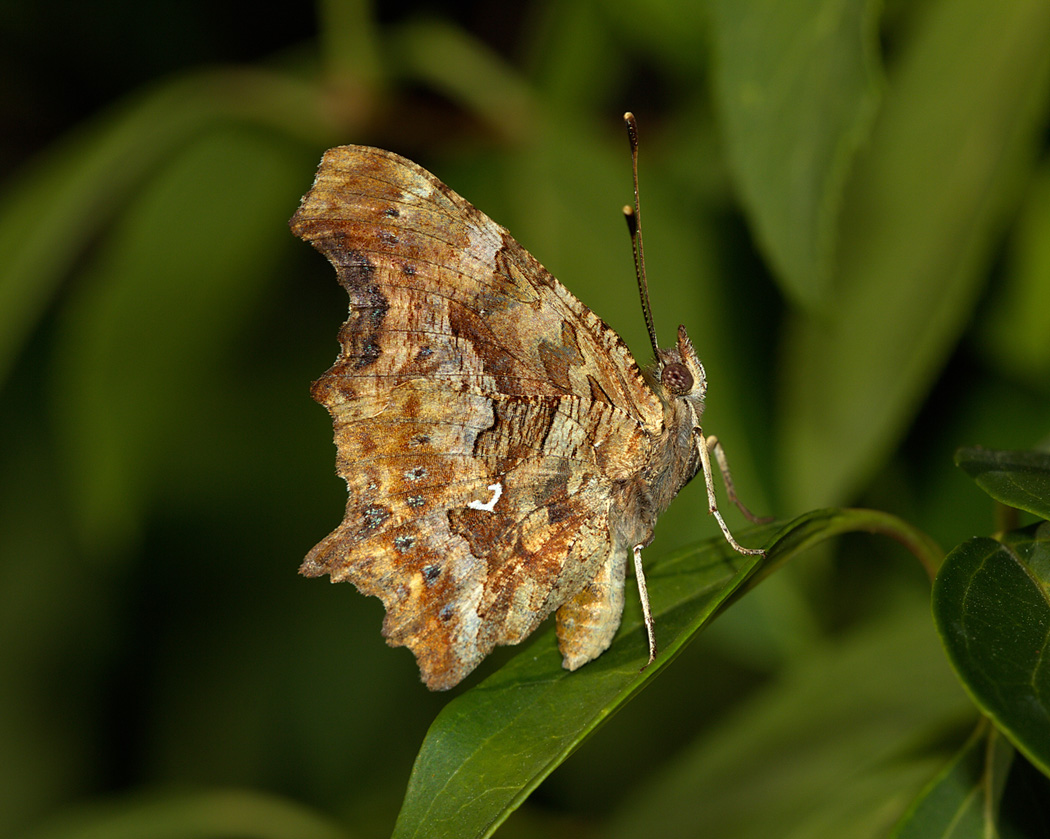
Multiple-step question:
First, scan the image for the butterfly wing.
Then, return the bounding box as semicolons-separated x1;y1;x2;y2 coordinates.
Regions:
292;146;663;689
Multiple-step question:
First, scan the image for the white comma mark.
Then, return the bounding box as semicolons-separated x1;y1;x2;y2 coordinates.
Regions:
467;482;503;513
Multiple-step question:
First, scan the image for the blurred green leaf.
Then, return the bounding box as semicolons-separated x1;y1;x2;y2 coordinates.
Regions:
602;0;710;77
390;19;536;142
980;161;1050;388
0;68;336;392
997;755;1050;838
21;788;350;839
779;0;1050;509
607;595;972;839
893;724;1050;839
955;447;1050;522
51;127;312;555
710;0;882;305
392;508;941;839
891;722;1013;839
933;524;1050;775
318;0;384;88
529;0;623;111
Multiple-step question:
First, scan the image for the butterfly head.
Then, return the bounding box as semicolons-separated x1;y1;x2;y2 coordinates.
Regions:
653;325;707;409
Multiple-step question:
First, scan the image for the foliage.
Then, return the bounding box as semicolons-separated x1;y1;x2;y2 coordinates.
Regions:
2;0;1049;837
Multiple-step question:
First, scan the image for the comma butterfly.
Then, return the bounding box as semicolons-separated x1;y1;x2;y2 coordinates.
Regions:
292;114;764;690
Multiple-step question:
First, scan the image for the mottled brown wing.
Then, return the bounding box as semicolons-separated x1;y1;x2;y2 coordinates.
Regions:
291;146;662;689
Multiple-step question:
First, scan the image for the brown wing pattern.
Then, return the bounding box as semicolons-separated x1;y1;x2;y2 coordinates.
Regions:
291;146;660;689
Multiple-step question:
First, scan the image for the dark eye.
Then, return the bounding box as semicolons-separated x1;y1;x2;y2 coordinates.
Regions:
662;362;693;395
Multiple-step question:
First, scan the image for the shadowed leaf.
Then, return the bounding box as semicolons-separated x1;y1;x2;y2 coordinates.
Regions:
933;524;1050;776
955;447;1050;521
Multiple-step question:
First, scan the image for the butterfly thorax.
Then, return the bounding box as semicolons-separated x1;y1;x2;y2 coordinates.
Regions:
610;325;708;549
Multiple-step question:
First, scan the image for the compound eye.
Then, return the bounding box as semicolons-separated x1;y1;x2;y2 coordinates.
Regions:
662;361;693;396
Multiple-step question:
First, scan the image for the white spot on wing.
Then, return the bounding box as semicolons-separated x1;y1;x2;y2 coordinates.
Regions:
468;482;503;513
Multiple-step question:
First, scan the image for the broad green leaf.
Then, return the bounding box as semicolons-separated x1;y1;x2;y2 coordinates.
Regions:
392;508;941;839
779;0;1050;510
0;68;334;392
52;128;312;555
710;0;882;305
955;447;1050;522
933;524;1050;775
891;722;1013;839
20;788;349;839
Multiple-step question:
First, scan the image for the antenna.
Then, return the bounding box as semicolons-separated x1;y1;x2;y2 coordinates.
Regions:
623;112;660;359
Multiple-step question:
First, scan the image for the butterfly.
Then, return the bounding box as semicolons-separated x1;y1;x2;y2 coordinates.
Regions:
291;115;764;690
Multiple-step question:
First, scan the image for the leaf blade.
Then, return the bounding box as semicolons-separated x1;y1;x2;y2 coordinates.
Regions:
710;0;882;305
955;447;1050;521
933;526;1050;776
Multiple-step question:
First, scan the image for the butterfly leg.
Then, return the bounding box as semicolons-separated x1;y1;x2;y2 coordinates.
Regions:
632;543;658;666
704;434;768;523
696;430;766;556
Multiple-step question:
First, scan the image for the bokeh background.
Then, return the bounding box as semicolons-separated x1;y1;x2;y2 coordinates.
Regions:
2;1;1049;836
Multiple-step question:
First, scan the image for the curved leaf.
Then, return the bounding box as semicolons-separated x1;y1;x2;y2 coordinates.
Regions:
710;0;882;305
0;67;335;392
393;508;941;839
389;19;536;142
955;447;1050;521
933;524;1050;776
51;128;312;555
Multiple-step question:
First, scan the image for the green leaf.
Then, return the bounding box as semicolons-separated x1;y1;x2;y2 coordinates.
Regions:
0;67;334;392
20;788;349;839
317;0;384;88
933;524;1050;776
389;19;535;143
392;508;940;839
893;723;1050;839
955;447;1050;521
607;598;973;839
891;721;1013;839
980;160;1050;387
779;0;1050;509
51;127;312;555
709;0;882;305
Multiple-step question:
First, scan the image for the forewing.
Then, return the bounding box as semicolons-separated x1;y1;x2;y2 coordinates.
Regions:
290;146;662;423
